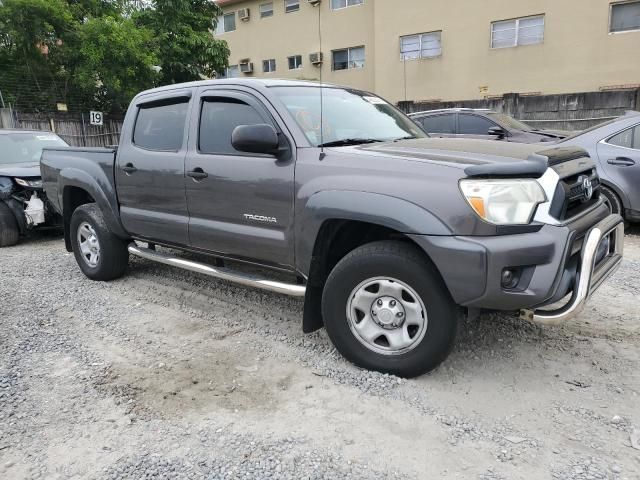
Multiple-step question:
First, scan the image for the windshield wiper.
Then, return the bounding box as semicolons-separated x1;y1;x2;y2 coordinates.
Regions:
317;138;385;148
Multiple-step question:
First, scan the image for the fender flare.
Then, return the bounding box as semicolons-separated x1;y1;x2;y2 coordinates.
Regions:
58;167;128;249
296;190;451;275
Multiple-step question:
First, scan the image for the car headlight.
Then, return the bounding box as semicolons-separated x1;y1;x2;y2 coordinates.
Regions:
15;178;43;188
459;179;547;225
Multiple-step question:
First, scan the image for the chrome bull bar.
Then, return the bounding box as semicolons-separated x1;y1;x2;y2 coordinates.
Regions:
520;214;624;326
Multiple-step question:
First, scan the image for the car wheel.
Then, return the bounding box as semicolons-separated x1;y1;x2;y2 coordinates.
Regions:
70;203;129;281
600;185;623;217
0;202;20;247
321;240;460;378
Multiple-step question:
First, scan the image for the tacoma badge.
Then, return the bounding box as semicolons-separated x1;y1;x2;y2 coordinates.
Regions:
244;214;278;224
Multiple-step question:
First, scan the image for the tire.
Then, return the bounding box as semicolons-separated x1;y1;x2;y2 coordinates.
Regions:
0;202;20;247
601;185;623;217
321;240;459;378
70;203;129;281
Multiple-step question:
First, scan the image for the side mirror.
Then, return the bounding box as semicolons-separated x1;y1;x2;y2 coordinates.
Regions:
231;124;279;155
487;126;506;138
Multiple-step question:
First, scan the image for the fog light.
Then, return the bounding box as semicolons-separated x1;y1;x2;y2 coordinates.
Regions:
501;268;519;289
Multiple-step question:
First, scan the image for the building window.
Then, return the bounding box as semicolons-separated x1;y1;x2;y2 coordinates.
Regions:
491;15;544;48
284;0;299;13
332;46;365;70
218;65;240;79
400;31;442;60
331;0;363;10
260;2;274;18
263;59;276;73
215;12;236;34
288;55;303;70
610;1;640;33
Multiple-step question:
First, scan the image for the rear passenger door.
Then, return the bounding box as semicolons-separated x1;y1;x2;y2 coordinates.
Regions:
184;87;295;268
596;123;640;211
457;114;500;140
417;114;456;137
116;90;192;245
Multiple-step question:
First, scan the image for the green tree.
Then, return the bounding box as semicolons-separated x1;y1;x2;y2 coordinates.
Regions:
137;0;230;84
68;15;160;113
0;0;74;110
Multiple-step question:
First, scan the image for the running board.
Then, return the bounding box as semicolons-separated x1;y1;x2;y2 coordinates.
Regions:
127;243;306;297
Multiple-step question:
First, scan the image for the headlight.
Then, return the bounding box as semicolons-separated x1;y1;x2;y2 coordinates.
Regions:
14;178;43;188
459;179;546;225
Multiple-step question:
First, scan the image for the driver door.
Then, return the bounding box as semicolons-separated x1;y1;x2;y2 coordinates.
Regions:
185;88;296;268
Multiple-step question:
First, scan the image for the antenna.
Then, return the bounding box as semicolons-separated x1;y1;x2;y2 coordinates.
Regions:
317;2;325;160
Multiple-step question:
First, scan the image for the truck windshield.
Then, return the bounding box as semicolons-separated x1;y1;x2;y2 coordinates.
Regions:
0;132;68;165
271;86;426;147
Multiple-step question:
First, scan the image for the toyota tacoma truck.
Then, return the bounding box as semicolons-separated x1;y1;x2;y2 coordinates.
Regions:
40;80;624;377
0;129;67;247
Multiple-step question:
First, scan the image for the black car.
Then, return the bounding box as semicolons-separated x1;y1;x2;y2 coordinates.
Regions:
0;129;68;247
409;108;572;144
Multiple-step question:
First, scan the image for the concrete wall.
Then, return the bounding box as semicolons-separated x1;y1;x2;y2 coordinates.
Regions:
216;0;640;104
399;89;640;131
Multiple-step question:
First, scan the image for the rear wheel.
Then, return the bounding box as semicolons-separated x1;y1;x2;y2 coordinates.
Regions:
321;240;459;378
0;202;19;247
70;204;128;280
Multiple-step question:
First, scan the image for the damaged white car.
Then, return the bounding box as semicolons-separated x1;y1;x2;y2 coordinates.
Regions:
0;129;68;247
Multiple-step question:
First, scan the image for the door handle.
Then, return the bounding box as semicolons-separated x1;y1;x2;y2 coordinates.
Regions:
607;157;636;167
122;163;137;174
187;168;208;181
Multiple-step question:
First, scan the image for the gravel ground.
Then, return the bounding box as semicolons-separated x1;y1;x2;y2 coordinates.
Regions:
1;228;639;479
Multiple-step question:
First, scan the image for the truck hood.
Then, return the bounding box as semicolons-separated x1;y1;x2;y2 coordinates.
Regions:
353;138;587;178
0;162;41;178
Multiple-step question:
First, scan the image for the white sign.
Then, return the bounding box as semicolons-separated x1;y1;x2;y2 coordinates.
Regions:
89;111;103;126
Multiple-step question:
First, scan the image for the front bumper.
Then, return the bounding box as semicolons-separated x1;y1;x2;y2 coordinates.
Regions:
409;205;624;320
520;214;623;325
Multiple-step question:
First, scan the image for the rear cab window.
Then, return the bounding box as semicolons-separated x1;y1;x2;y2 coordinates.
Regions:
133;100;190;151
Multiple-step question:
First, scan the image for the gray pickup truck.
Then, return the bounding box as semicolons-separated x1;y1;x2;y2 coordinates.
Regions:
40;79;624;377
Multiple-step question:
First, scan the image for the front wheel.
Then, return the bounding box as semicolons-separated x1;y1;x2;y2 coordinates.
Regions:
321;240;459;378
70;204;129;281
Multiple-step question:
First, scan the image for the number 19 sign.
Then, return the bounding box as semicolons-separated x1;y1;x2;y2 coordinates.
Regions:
89;111;104;126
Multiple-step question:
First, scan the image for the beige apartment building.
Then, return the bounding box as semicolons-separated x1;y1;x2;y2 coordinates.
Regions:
214;0;640;104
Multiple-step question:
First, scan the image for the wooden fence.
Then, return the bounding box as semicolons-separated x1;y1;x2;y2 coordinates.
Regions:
1;111;124;147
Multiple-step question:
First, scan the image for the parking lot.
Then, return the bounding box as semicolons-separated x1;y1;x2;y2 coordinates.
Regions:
1;229;639;480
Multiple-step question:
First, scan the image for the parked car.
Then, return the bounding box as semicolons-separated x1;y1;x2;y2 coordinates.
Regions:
557;111;640;223
0;129;67;247
409;108;572;143
41;80;623;377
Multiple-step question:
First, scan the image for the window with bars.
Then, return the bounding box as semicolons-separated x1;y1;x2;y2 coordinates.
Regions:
284;0;299;13
491;15;544;48
332;46;365;70
331;0;363;10
262;59;276;73
400;31;442;60
610;1;640;32
288;55;303;70
260;2;274;18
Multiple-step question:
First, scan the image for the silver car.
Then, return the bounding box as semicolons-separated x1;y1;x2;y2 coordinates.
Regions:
558;111;640;223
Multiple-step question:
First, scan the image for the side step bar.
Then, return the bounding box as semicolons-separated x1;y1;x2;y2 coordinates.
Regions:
127;243;306;298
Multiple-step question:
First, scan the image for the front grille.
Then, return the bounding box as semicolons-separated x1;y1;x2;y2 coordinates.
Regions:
549;168;601;221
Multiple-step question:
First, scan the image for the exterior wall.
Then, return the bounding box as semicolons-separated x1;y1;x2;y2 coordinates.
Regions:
216;0;640;104
215;0;376;92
